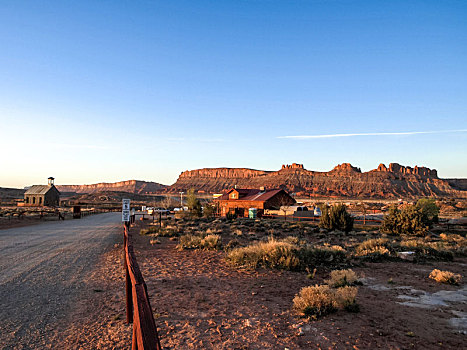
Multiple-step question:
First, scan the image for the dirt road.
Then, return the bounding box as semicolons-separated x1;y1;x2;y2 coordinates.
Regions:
0;212;126;349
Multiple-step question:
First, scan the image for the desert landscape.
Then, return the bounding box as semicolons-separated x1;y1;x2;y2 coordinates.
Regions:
2;1;467;349
1;162;466;349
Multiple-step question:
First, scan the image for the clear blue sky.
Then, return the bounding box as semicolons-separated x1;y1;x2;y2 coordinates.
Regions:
1;0;466;188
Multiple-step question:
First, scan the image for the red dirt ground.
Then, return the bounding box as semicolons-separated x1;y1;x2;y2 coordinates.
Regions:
132;231;466;350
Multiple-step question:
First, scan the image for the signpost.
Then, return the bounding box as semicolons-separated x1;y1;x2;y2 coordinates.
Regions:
122;198;131;222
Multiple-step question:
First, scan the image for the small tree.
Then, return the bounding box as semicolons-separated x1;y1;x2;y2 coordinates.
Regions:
319;204;354;233
380;204;429;236
416;198;439;225
186;188;202;217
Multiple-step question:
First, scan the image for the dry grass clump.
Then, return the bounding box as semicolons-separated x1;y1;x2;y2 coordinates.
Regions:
141;226;179;237
334;286;359;312
429;269;461;285
325;269;359;288
226;238;300;270
293;285;337;319
400;238;454;261
227;238;347;270
178;234;222;250
354;238;392;261
293;284;359;320
299;245;347;267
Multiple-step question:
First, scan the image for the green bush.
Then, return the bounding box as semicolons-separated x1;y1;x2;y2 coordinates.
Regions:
319;204;354;233
186;188;202;217
380;205;430;236
416;198;439;225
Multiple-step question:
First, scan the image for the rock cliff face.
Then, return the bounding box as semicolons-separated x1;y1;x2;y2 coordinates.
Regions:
57;180;166;194
170;163;466;199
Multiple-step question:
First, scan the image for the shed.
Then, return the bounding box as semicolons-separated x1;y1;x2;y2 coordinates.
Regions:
24;177;60;207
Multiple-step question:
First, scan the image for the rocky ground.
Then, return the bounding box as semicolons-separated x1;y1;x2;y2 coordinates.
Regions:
130;218;467;349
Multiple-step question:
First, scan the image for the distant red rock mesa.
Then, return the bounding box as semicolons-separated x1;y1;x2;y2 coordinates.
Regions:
57;180;166;194
170;163;466;199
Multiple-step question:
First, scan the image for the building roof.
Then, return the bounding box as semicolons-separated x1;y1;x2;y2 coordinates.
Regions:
216;188;284;202
24;185;59;195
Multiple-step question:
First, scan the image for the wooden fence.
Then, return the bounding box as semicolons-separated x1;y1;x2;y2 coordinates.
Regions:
123;224;162;350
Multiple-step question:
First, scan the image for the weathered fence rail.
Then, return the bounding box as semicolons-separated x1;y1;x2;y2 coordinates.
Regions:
123;224;161;350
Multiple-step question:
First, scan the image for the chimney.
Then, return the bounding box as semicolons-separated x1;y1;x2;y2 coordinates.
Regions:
48;177;55;186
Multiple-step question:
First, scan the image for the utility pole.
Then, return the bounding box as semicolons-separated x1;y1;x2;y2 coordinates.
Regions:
179;192;184;208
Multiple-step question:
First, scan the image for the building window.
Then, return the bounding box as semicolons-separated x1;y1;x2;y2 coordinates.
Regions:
39;197;42;204
33;197;36;204
26;197;29;203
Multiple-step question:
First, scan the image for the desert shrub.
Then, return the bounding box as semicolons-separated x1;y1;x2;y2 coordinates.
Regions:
440;233;463;242
438;234;467;256
224;239;240;251
325;269;359;288
299;245;347;267
178;234;222;250
227;238;300;270
178;234;202;249
140;226;159;235
429;269;461;285
293;285;337;319
201;234;222;250
381;205;430;236
203;204;216;218
354;238;392;261
282;236;302;246
293;284;359;319
334;286;359;312
400;239;454;261
227;239;347;271
319;204;354;233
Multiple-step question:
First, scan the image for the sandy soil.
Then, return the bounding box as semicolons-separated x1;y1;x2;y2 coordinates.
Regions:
131;227;466;349
0;213;131;350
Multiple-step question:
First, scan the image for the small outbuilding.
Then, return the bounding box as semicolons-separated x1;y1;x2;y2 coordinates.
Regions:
215;187;295;218
24;177;60;207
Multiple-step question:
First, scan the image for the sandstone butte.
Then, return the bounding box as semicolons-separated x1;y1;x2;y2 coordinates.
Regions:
169;163;467;199
57;180;166;194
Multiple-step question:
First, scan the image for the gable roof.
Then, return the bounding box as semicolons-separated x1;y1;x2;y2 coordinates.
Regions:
216;188;285;202
24;185;59;195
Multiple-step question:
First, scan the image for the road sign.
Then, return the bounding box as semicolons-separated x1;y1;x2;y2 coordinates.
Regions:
122;198;131;222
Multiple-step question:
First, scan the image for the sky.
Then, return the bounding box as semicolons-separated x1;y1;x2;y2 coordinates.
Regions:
0;0;466;188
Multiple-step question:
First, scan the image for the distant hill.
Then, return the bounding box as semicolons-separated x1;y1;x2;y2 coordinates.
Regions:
0;187;25;201
169;163;467;199
57;180;167;194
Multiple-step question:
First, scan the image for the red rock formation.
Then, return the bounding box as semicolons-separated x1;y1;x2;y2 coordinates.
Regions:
57;180;166;194
375;163;438;178
169;163;466;199
281;163;304;170
330;163;362;174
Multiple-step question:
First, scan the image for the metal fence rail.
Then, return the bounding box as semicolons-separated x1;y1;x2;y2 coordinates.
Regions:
123;224;161;350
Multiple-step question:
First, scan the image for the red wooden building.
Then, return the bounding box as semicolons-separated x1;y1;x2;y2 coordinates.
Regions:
214;187;295;217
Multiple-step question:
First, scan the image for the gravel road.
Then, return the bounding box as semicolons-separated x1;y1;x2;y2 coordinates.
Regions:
0;212;122;349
